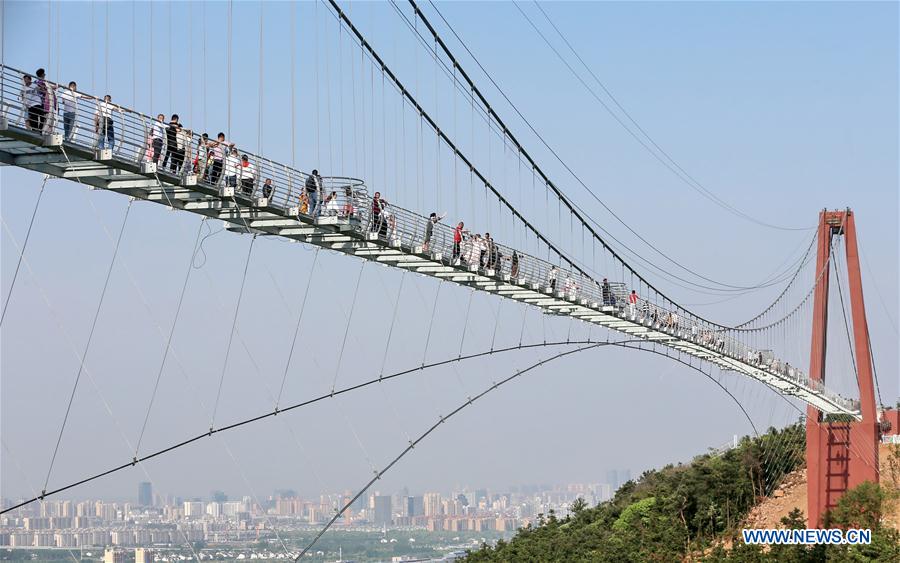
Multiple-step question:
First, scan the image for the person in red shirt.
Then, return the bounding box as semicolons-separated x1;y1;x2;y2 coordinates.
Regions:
452;221;465;262
628;289;638;318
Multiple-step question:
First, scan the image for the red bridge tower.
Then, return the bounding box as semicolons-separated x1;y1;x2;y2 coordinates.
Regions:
806;209;881;526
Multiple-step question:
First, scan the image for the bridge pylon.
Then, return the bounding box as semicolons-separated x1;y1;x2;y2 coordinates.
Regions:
806;209;880;526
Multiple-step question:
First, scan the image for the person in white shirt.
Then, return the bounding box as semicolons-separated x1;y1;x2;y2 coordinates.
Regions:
150;114;166;164
209;132;227;185
224;146;240;189
239;154;256;195
94;95;117;150
324;190;340;216
60;81;79;141
20;74;39;130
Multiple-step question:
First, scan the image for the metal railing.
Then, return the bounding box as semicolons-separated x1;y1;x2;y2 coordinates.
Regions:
0;64;858;415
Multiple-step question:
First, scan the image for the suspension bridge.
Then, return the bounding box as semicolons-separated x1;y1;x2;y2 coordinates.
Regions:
0;0;893;557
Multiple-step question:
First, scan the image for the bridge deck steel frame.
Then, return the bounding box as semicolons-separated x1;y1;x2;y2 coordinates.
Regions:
0;122;860;419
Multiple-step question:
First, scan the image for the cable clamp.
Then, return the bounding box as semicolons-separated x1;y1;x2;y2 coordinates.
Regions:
438;414;445;424
209;427;214;436
132;457;138;466
40;490;46;500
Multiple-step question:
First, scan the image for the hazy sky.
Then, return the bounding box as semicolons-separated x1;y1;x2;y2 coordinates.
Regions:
1;0;897;505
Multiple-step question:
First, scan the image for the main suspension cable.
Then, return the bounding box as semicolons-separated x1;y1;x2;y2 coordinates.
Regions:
296;339;759;558
4;337;757;514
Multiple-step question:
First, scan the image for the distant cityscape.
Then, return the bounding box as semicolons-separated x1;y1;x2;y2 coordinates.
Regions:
1;470;632;556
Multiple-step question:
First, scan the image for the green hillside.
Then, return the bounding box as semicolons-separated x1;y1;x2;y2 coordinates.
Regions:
464;424;900;562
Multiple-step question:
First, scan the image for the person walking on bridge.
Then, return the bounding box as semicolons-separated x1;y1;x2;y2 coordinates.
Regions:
239;154;256;195
548;266;558;291
224;146;240;190
305;169;322;216
31;69;52;133
94;95;118;151
370;192;387;235
162;114;180;170
209;132;227;185
452;221;465;263
150;114;166;164
628;290;638;318
60;81;79;141
423;212;445;252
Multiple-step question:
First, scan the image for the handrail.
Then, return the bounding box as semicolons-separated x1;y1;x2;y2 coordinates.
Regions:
0;63;858;416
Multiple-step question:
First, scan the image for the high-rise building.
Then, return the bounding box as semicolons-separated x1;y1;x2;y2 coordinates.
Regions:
423;493;442;517
406;496;424;517
138;482;153;507
373;496;392;525
183;501;204;518
103;549;126;563
135;548;155;563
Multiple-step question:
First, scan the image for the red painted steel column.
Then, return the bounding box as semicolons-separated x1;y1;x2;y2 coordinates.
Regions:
806;209;880;526
806;210;833;526
840;211;879;490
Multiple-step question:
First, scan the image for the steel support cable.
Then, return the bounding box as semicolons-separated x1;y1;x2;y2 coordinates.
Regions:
734;233;817;327
405;0;813;292
330;259;366;393
526;0;811;233
5;207;181;517
227;0;233;139
3;335;757;514
860;244;898;335
330;0;800;344
3;439;82;563
258;1;264;156
413;1;814;292
388;5;816;309
458;287;475;358
0;175;47;327
866;329;886;409
772;376;880;476
213;433;293;558
727;239;837;333
133;219;208;458
202;257;333;496
295;340;760;559
320;0;594;290
368;268;415;443
0;221;224;563
832;247;861;394
275;248;321;409
378;269;407;379
210;233;257;429
420;280;443;366
41;198;133;495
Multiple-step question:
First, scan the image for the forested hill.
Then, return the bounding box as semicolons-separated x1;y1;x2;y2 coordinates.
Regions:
464;424;900;562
